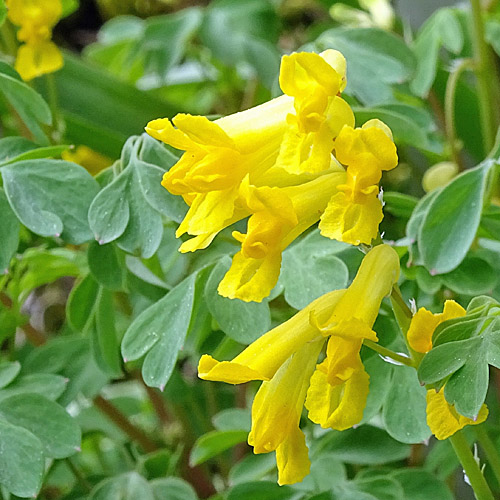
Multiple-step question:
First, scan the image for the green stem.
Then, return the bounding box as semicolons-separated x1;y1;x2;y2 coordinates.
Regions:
449;430;495;500
390;284;423;366
444;58;474;170
45;73;62;143
470;0;497;153
363;339;415;367
66;457;92;493
475;425;500;487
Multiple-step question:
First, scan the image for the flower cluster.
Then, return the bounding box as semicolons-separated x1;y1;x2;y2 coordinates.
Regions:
199;244;400;484
6;0;63;81
146;50;397;302
407;301;488;439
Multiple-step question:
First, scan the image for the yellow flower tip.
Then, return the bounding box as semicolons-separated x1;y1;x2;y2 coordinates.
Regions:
15;40;63;81
217;250;282;302
362;118;394;141
279;51;343;101
306;361;369;430
320;244;400;335
197;355;268;384
276;427;311;485
319;49;347;90
407;300;466;354
145;118;170;141
426;389;488;440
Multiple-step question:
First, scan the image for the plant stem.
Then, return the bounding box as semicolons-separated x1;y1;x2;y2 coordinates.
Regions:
66;457;92;493
476;425;500;487
449;430;495;500
93;395;158;453
363;339;415;367
390;284;423;366
444;58;474;170
470;0;497;154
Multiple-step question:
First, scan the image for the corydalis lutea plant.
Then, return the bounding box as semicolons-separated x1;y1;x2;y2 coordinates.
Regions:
146;48;497;488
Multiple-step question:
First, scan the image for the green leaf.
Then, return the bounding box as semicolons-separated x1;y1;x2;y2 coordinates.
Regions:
0;373;68;402
121;273;197;389
391;469;453;500
212;408;251;432
351;477;405;500
314;28;416;105
90;472;155;500
0;136;37;163
294;453;346;493
93;287;122;377
0;393;81;458
89;135;177;258
150;477;198;500
2;159;99;243
441;256;497;295
419;316;500;417
418;337;477;385
315;425;410;465
383;365;431;444
189;429;248;466
411;8;464;97
382;192;418;219
419;160;494;274
0;419;44;498
226;482;295;500
200;0;279;69
0;361;20;389
0;144;71;166
204;257;271;343
281;231;349;309
228;453;277;485
0;62;51;144
49;52;177;157
141;8;203;78
88;241;125;290
0;187;19;272
67;274;100;331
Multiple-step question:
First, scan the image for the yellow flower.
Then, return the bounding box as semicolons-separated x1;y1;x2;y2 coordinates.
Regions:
319;119;398;245
62;145;114;176
426;389;488;440
249;339;324;485
146;50;397;302
198;289;345;384
276;50;355;174
406;300;487;439
7;0;63;81
305;359;369;430
312;244;400;384
198;244;400;483
407;300;465;354
145;99;292;254
218;172;346;302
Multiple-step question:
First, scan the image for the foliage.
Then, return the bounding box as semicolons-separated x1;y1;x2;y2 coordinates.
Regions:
0;0;500;499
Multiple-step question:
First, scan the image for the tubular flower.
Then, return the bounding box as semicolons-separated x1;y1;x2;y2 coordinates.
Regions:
146;49;397;302
312;244;400;385
406;301;488;439
319;119;398;245
276;50;355;174
218;172;346;302
407;300;465;354
426;389;488;440
198;244;400;484
6;0;63;81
